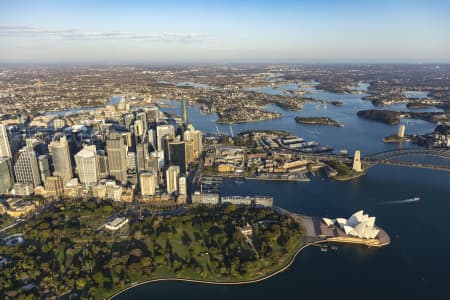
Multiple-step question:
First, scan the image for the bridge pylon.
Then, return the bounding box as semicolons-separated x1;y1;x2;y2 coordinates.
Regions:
352;150;363;172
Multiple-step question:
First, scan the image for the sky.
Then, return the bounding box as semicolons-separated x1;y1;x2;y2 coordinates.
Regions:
0;0;450;63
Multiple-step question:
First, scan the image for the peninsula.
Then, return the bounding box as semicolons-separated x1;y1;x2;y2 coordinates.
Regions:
0;199;389;300
357;109;450;125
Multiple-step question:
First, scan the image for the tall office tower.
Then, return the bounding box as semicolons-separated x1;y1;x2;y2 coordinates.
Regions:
75;145;100;188
178;176;187;196
9;135;23;156
140;170;157;196
147;129;156;149
14;147;41;187
48;135;73;184
156;124;175;151
398;124;406;138
106;133;128;185
169;141;187;173
185;140;195;164
26;138;47;156
181;97;189;125
134;119;145;139
0;124;12;159
122;132;133;148
0;157;14;194
352;150;363;172
124;113;134;130
146;106;159;124
150;151;164;170
97;151;109;179
183;125;203;159
166;165;180;194
127;152;137;171
136;112;148;130
136;138;150;173
25;137;40;150
162;135;174;166
44;176;63;199
38;155;51;183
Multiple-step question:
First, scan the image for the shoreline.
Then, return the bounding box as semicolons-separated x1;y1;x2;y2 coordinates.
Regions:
106;240;313;299
217;116;282;125
333;171;366;181
107;226;388;300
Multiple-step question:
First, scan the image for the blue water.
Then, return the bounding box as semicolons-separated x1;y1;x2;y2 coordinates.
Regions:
116;83;450;300
117;166;450;300
159;83;440;154
46;95;122;116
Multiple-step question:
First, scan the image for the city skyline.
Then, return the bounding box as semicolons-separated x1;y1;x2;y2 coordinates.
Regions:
1;0;450;63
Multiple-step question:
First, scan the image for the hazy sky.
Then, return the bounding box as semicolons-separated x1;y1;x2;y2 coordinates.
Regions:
1;0;449;63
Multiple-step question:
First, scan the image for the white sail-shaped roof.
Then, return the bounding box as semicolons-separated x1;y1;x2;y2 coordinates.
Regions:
323;218;335;227
336;218;347;227
331;210;379;239
343;225;354;235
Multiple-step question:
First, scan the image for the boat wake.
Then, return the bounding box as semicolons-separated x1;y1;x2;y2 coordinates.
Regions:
377;197;420;205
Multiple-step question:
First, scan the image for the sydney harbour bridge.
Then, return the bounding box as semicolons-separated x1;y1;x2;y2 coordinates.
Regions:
302;148;450;172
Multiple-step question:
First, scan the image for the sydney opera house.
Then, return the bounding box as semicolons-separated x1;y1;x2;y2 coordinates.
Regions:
322;210;380;239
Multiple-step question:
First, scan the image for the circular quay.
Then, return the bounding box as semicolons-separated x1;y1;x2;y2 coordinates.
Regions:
0;1;449;299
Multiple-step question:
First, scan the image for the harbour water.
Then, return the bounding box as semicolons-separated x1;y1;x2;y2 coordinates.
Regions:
116;84;450;299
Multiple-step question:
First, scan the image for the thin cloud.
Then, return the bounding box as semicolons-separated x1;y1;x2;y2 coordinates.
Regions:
0;25;210;42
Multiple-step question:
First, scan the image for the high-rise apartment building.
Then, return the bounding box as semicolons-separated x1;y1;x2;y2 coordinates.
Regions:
106;133;128;185
0;157;14;194
169;141;187;173
14;147;41;187
75;145;100;187
0;124;12;159
166;165;180;194
140;170;157;196
48;135;73;184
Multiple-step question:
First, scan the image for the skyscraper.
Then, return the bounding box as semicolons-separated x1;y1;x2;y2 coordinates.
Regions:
97;150;109;179
166;165;180;194
123;113;135;130
169;141;187;173
183;125;202;159
106;133;128;185
0;157;14;194
136;138;150;173
48;135;73;184
178;176;187;196
185;140;194;164
0;124;12;159
38;155;51;183
134;119;145;139
181;96;189;125
75;145;100;188
14;147;41;187
156;124;175;151
140;170;157;196
136;112;147;131
146;106;159;124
